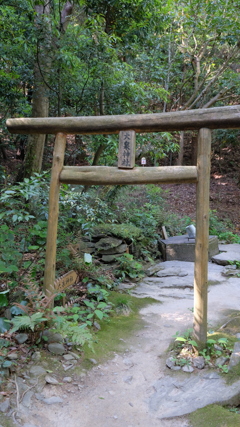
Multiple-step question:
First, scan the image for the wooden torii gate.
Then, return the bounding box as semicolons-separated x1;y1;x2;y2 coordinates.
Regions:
7;105;240;348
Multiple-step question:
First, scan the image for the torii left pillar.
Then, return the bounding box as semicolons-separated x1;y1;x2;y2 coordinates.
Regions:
44;133;67;297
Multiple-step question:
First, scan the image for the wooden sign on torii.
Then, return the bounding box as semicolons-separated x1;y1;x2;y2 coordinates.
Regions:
7;105;240;349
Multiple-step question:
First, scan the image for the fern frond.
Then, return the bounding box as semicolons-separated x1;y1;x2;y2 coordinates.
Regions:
10;312;48;333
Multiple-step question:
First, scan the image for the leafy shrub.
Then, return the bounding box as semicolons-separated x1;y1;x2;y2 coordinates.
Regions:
114;253;144;281
209;210;240;242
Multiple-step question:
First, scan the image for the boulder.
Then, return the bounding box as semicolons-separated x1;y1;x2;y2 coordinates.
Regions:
48;343;65;355
95;237;123;251
98;243;127;255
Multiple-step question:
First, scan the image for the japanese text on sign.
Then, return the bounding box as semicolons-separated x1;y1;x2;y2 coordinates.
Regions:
54;270;77;292
118;130;136;169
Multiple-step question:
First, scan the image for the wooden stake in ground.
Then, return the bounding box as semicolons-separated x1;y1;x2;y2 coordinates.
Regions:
193;128;211;349
43;133;67;297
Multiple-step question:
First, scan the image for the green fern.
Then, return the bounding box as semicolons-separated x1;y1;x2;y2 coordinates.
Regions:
10;312;48;333
54;317;93;348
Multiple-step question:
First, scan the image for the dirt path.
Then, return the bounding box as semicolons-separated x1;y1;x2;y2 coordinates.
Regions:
24;299;193;427
18;261;240;427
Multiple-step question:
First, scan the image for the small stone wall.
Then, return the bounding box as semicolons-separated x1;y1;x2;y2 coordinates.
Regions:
80;234;129;262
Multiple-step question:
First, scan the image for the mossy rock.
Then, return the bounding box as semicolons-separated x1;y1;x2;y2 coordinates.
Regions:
188;404;240;427
92;223;142;241
95;237;123;250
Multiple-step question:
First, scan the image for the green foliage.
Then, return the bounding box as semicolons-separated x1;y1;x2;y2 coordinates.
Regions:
53;317;94;348
0;317;11;333
0;290;9;307
173;329;234;373
114;253;144;281
0;225;22;278
209;210;240;242
92;223;142;240
9;312;48;333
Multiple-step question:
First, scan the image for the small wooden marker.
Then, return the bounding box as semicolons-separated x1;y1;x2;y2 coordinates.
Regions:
118;130;136;169
54;270;77;293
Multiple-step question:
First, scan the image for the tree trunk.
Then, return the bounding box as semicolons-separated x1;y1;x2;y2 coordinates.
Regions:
18;2;51;179
18;2;73;180
177;131;184;165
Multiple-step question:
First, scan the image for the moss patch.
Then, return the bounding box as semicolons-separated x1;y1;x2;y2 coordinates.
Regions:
81;292;157;367
0;414;16;427
188;404;240;427
226;362;240;385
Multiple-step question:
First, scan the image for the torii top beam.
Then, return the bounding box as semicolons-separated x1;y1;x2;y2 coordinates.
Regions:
6;105;240;135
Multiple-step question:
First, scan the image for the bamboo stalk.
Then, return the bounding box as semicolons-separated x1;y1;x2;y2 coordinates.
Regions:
6;105;240;135
193;128;211;349
43;133;67;298
59;165;198;185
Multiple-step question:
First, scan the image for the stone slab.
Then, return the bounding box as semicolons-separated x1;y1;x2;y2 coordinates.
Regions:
160;235;219;262
149;372;240;419
212;250;240;266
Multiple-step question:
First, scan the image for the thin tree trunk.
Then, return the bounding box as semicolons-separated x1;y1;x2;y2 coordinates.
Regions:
177;131;184;165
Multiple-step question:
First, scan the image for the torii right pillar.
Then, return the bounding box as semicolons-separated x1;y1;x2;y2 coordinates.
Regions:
193;128;211;349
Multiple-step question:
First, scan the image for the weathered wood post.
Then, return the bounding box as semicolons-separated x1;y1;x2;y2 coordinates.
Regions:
43;133;67;297
193;128;211;348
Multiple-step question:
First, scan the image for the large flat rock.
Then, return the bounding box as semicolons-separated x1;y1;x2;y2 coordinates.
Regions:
131;261;224;300
149;372;240;419
212;243;240;265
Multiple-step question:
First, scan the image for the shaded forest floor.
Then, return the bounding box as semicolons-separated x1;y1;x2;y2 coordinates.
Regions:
162;175;240;234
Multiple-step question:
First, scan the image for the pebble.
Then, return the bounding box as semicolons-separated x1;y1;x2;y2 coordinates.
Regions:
68;351;80;360
45;375;59;385
48;343;65;355
63;377;72;383
29;365;46;376
42;396;64;405
89;358;98;365
123;358;134;367
21;390;34;408
63;354;75;361
215;356;228;367
42;330;64;343
7;352;18;360
32;351;41;361
166;357;176;369
0;398;10;413
93;321;101;330
182;365;194;373
123;376;133;384
15;333;28;344
192;356;205;369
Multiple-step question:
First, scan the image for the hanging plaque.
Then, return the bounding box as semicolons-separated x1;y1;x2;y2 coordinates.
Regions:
118;130;136;169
